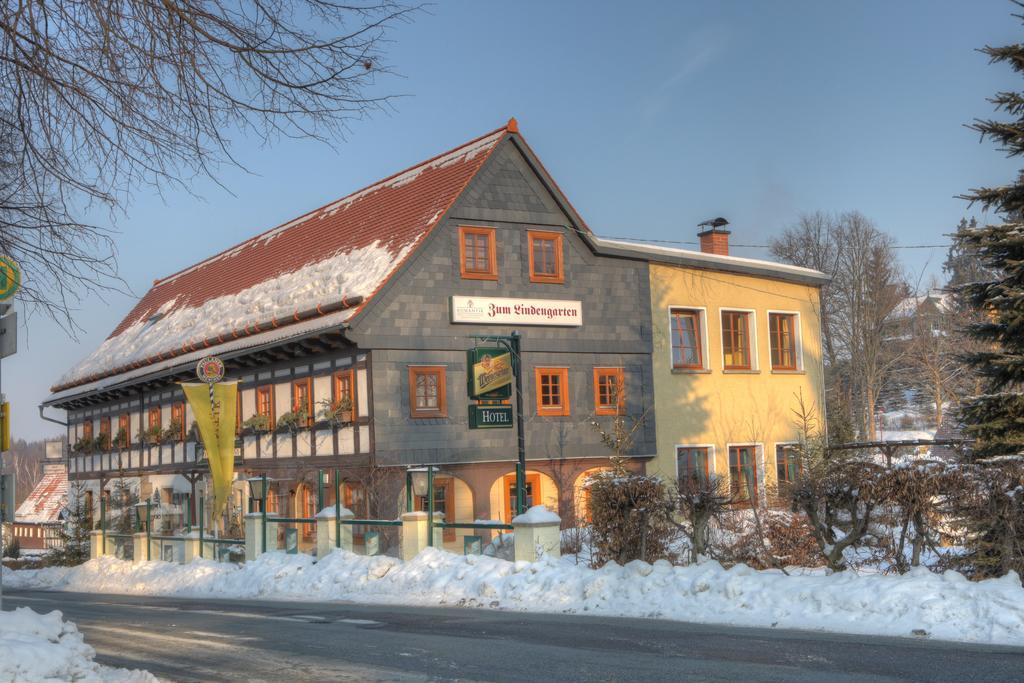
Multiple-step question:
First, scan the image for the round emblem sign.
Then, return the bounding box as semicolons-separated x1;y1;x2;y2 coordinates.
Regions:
0;256;22;301
196;356;225;384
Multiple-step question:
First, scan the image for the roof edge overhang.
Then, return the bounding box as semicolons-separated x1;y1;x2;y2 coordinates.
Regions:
588;237;830;287
44;311;356;409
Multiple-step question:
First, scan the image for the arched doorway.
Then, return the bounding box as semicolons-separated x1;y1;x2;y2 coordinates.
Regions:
397;473;475;551
573;467;612;524
488;470;559;524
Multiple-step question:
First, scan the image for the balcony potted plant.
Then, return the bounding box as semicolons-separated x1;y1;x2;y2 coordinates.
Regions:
72;436;96;455
316;396;353;427
241;413;270;435
161;419;182;444
275;407;308;434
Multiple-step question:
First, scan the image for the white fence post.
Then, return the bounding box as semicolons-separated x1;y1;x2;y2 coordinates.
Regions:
512;506;561;562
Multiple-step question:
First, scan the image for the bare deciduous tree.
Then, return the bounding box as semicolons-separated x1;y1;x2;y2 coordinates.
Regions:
0;1;414;330
772;211;907;439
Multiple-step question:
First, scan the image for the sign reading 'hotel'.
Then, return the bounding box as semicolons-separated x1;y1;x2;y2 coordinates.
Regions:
451;296;583;326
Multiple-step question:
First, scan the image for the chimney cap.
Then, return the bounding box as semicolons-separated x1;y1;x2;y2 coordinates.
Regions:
697;217;730;234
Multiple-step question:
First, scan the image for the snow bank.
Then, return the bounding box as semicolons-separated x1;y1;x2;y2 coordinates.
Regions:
0;607;155;682
10;551;1024;646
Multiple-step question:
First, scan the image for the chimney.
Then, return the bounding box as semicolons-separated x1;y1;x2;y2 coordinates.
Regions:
697;217;731;256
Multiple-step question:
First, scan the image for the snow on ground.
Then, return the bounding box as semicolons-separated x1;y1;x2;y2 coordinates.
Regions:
9;549;1024;646
0;607;156;682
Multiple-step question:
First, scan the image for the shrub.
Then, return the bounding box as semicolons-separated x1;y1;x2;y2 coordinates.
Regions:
946;458;1024;581
670;473;732;563
586;471;675;566
3;536;20;559
789;446;887;572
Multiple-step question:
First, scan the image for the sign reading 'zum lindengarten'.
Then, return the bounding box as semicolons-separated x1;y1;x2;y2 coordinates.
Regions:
451;296;582;326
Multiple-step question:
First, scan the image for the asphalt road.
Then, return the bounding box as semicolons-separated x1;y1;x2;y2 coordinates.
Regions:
4;589;1023;682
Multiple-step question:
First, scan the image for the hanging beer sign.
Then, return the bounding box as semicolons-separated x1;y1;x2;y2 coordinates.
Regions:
467;347;512;400
196;355;225;384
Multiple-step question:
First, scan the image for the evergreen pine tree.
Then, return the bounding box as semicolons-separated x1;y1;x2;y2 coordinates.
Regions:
944;218;989;294
956;18;1024;458
48;481;91;566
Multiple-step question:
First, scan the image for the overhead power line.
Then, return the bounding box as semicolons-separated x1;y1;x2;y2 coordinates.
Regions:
598;236;950;249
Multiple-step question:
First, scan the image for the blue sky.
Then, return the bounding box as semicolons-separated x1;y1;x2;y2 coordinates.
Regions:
12;0;1021;441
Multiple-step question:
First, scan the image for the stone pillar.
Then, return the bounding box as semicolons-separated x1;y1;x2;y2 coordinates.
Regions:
512;506;561;562
89;530;105;560
400;511;445;561
132;531;149;563
244;513;263;561
316;506;354;559
264;514;280;553
182;531;201;564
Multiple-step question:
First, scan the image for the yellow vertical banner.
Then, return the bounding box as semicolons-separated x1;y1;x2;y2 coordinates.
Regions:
182;381;238;522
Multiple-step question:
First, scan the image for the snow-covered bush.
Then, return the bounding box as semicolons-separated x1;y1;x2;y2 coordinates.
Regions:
586;471;675;566
670;473;732;564
945;457;1024;581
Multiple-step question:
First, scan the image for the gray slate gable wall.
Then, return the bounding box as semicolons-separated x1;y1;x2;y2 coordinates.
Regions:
346;137;656;467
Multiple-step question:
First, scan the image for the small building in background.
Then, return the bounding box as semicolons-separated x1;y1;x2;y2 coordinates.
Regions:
11;441;67;551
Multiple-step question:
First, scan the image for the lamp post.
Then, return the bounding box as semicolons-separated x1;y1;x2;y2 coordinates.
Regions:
406;466;435;546
246;474;270;553
469;332;526;516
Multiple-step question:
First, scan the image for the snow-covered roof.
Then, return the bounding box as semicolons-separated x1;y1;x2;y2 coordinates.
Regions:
891;289;952;319
51;123;512;395
591;237;829;285
14;464;68;525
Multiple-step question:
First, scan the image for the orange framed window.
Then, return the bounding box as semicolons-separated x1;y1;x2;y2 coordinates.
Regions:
721;311;752;370
265;488;279;514
769;313;798;370
118;414;130;448
170;402;186;441
256;385;275;428
292;378;313;426
82;420;94;442
528;230;564;284
729;445;759;504
458;226;497;280
593;368;624;415
409;366;447;418
677;447;711;483
333;369;357;421
670;309;704;369
147;407;161;430
535;368;570;416
99;417;111;449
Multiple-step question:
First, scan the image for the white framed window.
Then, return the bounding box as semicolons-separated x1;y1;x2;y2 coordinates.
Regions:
726;442;764;504
668;306;710;371
719;308;759;371
774;441;801;489
675;443;716;482
766;310;804;371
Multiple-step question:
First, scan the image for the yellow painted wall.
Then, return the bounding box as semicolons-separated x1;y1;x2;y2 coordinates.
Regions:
647;263;825;493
